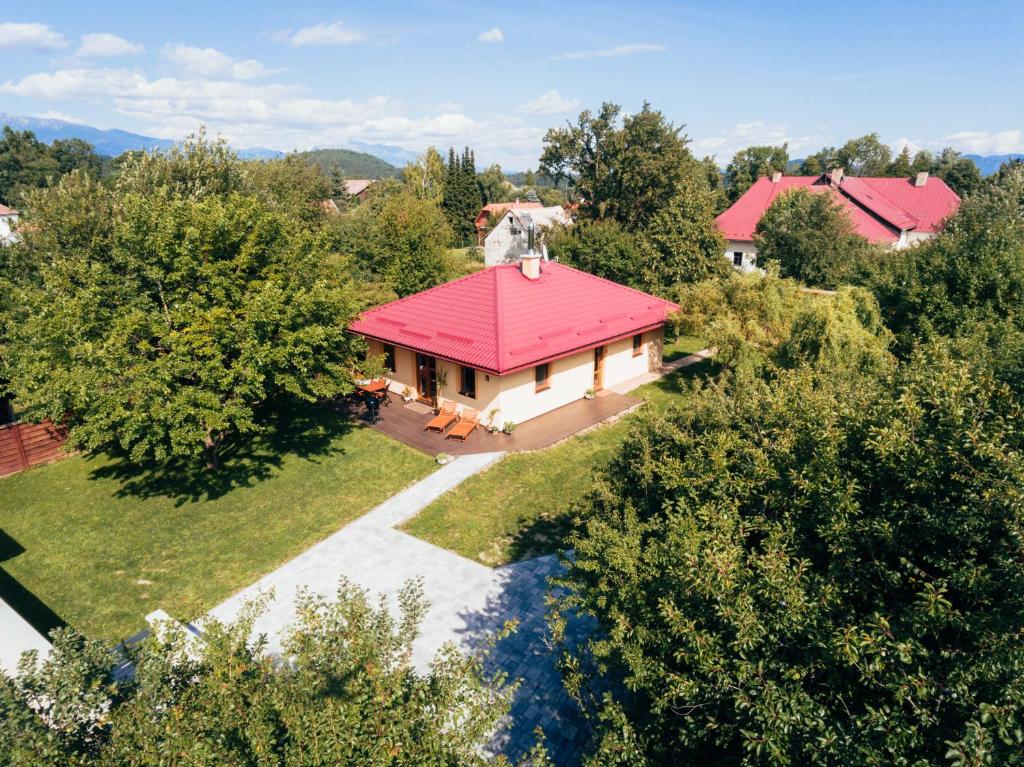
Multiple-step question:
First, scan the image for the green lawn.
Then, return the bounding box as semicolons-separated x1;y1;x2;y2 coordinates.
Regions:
663;334;706;362
0;404;435;642
401;358;717;566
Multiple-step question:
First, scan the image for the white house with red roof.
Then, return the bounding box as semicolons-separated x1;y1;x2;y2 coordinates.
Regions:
0;203;19;245
349;253;678;430
716;169;961;271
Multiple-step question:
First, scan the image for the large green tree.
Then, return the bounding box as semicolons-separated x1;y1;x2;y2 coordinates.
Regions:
442;147;484;246
725;145;789;201
539;102;696;231
1;137;368;469
547;219;644;288
0;127;102;205
871;164;1024;351
331;181;454;297
636;175;727;292
754;188;879;288
403;146;447;204
1;580;549;766
553;337;1024;765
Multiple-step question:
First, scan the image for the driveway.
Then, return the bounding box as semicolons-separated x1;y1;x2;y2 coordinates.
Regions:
208;451;591;763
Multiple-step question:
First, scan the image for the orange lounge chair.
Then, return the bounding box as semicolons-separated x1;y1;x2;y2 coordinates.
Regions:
447;408;479;441
424;400;457;432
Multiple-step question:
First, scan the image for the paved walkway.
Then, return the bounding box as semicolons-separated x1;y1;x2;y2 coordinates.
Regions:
208;349;712;764
208;451;591;763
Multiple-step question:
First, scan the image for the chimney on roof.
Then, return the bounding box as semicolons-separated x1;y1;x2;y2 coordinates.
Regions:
914;171;929;187
830;167;844;187
520;221;541;279
771;171;782;183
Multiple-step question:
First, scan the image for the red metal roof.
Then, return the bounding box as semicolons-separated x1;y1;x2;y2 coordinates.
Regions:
715;174;960;243
350;262;679;375
0;204;17;216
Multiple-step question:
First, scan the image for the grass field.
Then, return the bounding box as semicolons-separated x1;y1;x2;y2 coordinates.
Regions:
401;356;716;566
0;404;435;642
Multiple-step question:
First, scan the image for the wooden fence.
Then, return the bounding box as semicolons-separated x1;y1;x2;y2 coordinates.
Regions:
0;420;68;478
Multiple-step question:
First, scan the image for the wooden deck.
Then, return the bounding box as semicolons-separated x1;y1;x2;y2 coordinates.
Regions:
335;392;642;455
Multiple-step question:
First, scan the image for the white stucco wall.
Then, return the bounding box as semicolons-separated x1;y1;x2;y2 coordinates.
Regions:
0;214;18;245
724;240;758;272
365;327;664;429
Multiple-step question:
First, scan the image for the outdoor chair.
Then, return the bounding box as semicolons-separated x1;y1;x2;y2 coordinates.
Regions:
424;400;458;432
446;408;479;441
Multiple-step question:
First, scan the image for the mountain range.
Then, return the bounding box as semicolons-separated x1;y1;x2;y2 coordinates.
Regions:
2;113;1021;177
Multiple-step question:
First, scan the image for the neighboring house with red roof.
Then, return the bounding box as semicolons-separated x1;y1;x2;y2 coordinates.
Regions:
0;204;19;246
716;169;961;271
343;179;375;201
474;201;543;245
349;254;678;429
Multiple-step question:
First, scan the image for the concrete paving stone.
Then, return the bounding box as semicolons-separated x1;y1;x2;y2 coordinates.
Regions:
205;450;590;765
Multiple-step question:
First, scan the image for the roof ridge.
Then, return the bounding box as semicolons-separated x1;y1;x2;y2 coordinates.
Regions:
356;266;495;319
839;177;917;230
493;265;505;369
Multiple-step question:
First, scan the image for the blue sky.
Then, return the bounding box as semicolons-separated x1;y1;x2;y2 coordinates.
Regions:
1;0;1021;168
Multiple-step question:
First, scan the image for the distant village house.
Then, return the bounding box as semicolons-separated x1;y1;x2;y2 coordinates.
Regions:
482;205;570;267
716;169;961;272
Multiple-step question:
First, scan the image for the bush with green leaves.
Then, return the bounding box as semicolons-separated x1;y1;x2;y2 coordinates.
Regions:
552;341;1024;765
754;187;882;289
871;163;1024;354
1;579;549;767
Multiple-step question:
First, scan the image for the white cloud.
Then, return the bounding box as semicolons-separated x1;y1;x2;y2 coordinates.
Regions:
517;90;580;115
552;43;665;61
77;32;144;57
691;120;824;162
0;22;68;50
478;27;504;43
0;66;545;166
162;44;277;80
941;130;1024;155
277;21;365;47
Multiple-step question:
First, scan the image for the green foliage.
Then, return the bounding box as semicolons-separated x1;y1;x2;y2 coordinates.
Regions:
539;102;696;231
871;164;1024;351
403;146;447;203
0;127;102;205
330;182;454;296
675;270;891;377
700;155;728;214
0;580;549;766
636;172;728;293
547;219;644;289
725;145;789;201
1;135;368;468
553;343;1024;765
242;153;333;225
478;162;512;203
800;133;892;177
442;147;484;246
754;187;881;288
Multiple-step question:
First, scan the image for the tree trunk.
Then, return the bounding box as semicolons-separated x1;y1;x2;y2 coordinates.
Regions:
204;430;223;471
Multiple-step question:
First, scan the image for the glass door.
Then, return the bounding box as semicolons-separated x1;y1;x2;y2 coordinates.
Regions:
416;353;437;404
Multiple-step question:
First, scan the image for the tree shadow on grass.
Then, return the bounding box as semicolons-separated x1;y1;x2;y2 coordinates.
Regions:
0;528;67;638
87;399;360;506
